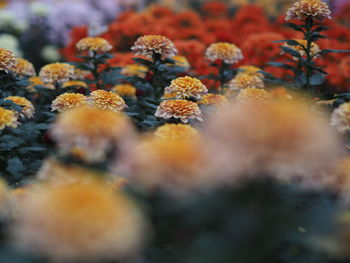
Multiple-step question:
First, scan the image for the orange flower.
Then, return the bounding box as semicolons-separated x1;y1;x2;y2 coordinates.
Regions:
121;64;147;78
155;99;203;123
154;123;199;140
0;107;18;130
198;94;228;107
39;63;75;85
51;93;87;112
228;74;265;90
112;84;136;97
236;88;272;105
5;96;35;118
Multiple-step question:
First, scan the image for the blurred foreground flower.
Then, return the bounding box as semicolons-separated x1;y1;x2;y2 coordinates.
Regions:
155;99;203;123
204;100;342;183
117;137;212;194
286;0;331;21
198;93;228;107
236;88;272;105
164;76;208;100
154;123;199;140
131;35;177;59
5;96;35;118
51;107;134;162
205;42;243;64
331;102;350;133
228;73;265;90
51;93;88;112
12;181;147;262
0;47;16;72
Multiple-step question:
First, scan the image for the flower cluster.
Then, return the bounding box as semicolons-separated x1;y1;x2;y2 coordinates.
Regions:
205;42;243;64
285;0;332;21
51;93;88;112
164;76;208;100
76;37;113;53
39;63;75;85
88;90;127;112
131;35;177;59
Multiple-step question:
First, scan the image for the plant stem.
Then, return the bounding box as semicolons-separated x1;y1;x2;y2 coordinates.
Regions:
91;51;101;90
305;16;314;99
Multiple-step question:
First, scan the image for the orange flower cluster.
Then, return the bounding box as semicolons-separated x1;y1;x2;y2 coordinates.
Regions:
63;3;350;91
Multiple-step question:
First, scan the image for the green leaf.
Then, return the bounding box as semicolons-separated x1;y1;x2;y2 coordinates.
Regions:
310;72;326;85
281;46;301;58
6;157;25;177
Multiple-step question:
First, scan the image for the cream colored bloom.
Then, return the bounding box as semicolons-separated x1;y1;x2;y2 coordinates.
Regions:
286;0;331;21
228;74;265;90
205;42;243;64
131;35;177;59
39;63;75;85
154;123;199;140
0;48;16;72
15;58;36;77
51;93;88;112
236;88;272;105
76;37;112;53
331;102;350;134
155;99;203;123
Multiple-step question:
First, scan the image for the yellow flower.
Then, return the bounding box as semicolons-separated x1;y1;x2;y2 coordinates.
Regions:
39;63;75;85
12;181;146;262
5;96;35;118
121;64;147;78
205;42;243;64
88;89;127;112
131;35;177;59
62;81;88;89
120;137;212;194
236;88;272;105
0;107;19;129
283;39;321;59
15;58;36;77
286;0;331;21
228;74;265;90
171;55;190;69
154;123;199;140
238;65;264;79
51;107;133;162
331;102;350;134
76;37;113;53
29;76;44;86
112;84;137;97
0;48;16;72
51;93;88;112
164;76;208;99
155;99;203;123
205;100;342;182
198;94;228;107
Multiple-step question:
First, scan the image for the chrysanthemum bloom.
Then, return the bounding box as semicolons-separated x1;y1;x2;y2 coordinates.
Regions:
37;158;104;186
0;48;16;72
204;100;342;183
76;37;113;53
88;90;127;112
121;64;148;78
51;107;133;162
198;94;228;107
154;123;199;140
39;63;75;85
12;181;146;262
51;93;88;112
205;42;243;64
131;35;178;59
118;137;213;194
283;39;321;59
0;107;19;129
285;0;331;21
155;99;203;123
164;76;208;100
5;96;35;118
236;88;272;105
331;102;350;133
238;65;264;79
15;58;36;77
228;74;265;90
112;84;137;97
